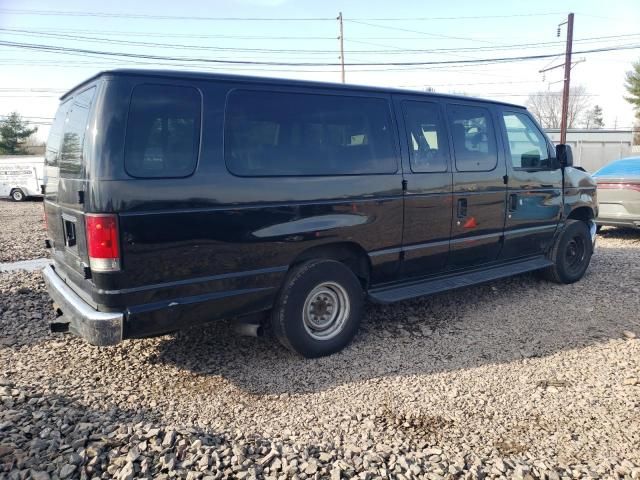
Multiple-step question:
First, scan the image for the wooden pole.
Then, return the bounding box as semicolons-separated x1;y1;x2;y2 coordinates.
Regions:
559;13;574;144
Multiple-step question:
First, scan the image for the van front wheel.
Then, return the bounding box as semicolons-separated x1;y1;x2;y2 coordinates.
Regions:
271;259;363;358
542;219;593;284
11;189;25;202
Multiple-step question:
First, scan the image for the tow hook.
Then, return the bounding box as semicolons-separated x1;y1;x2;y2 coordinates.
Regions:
49;303;70;333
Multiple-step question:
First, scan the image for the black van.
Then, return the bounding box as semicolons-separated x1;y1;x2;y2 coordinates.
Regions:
42;69;597;357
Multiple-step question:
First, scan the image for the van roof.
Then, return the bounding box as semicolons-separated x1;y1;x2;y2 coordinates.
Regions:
62;68;525;109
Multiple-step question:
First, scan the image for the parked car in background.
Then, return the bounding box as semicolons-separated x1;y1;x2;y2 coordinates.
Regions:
0;155;45;201
42;69;598;358
593;156;640;230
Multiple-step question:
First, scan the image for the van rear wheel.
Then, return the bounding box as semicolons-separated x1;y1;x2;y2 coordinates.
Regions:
541;219;593;284
271;259;363;358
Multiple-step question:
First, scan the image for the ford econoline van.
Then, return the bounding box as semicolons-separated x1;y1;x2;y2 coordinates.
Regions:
42;70;597;357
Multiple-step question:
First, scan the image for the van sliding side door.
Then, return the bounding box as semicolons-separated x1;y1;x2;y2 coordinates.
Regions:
445;102;508;269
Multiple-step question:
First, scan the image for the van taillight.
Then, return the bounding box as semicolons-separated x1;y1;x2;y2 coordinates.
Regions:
85;214;120;272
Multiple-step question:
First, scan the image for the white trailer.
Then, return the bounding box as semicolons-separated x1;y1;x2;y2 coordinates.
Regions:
0;155;45;201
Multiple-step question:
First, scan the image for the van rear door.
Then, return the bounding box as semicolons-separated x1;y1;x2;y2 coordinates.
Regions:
44;85;98;290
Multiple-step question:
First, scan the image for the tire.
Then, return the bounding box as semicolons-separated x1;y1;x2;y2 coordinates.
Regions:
541;219;593;284
271;259;364;358
11;189;25;202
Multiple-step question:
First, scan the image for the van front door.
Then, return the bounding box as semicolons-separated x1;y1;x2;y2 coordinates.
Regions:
498;110;562;259
446;102;507;269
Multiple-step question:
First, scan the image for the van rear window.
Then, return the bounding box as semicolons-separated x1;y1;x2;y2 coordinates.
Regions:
59;87;96;176
224;90;398;176
124;84;201;178
45;100;72;168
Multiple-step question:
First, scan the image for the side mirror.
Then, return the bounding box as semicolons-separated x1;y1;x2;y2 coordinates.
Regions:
555;144;573;168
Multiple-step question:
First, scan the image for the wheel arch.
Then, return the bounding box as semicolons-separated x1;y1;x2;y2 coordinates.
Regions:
567;205;595;224
290;241;371;288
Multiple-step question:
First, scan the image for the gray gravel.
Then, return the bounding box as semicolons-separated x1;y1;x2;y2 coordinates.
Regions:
0;200;46;263
1;214;640;479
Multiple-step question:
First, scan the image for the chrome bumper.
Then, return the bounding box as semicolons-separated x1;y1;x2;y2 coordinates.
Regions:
42;265;123;346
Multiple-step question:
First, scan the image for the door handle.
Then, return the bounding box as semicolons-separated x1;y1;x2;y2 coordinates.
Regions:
509;193;518;211
457;198;467;218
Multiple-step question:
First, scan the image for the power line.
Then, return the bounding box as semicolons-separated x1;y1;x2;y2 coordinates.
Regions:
0;8;566;22
348;13;566;21
1;39;638;67
0;29;340;57
3;28;639;57
346;19;497;44
0;8;334;21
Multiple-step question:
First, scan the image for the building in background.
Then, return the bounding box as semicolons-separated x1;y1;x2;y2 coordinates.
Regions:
545;129;634;172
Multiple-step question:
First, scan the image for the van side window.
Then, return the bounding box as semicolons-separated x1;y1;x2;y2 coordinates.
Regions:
59;87;96;176
225;90;397;176
401;101;449;173
447;104;498;172
45;100;72;167
502;112;551;169
125;85;201;178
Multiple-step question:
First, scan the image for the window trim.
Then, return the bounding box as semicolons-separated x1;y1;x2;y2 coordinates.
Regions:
222;87;400;178
446;102;499;173
123;83;204;180
401;100;450;174
501;110;555;172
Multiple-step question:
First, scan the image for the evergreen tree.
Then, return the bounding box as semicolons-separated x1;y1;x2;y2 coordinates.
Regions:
585;105;604;129
624;60;640;121
0;112;38;154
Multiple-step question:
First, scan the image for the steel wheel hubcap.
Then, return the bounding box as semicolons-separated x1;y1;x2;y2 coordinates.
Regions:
302;282;350;340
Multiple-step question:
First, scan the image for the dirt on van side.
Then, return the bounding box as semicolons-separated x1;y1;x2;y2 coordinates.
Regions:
1;200;639;479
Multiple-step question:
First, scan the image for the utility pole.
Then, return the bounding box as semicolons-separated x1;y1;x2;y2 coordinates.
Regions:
338;12;345;83
559;13;574;144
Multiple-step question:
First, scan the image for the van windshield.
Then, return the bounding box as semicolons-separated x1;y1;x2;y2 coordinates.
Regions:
45;86;97;177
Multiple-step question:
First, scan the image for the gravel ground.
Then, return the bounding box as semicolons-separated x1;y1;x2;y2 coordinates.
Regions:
1;222;640;480
0;200;46;263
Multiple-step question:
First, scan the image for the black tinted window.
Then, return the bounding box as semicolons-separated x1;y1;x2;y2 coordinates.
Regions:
125;84;201;178
59;87;96;176
447;104;498;172
45;100;72;167
502;112;551;169
225;90;397;176
402;101;449;173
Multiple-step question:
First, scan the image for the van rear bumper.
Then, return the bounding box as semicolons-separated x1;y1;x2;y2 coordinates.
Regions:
42;265;123;346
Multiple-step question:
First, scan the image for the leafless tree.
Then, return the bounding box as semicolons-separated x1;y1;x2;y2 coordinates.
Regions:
526;86;591;129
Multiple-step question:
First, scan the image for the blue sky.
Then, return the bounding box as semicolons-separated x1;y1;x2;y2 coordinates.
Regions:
1;0;639;140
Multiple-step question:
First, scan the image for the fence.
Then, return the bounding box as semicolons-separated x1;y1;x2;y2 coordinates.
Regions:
545;129;634;173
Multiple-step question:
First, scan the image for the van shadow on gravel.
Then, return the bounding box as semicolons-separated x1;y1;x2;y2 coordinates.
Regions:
150;252;640;395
